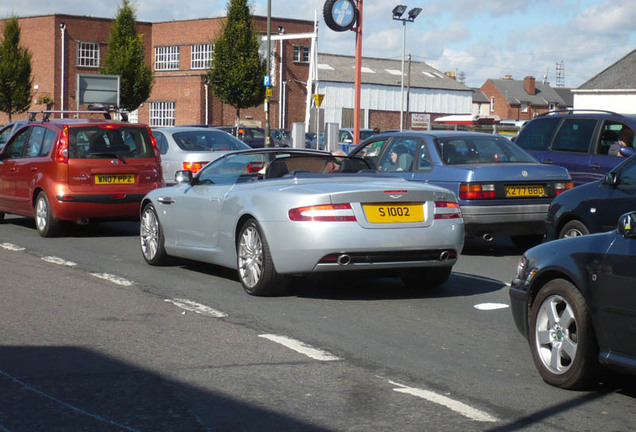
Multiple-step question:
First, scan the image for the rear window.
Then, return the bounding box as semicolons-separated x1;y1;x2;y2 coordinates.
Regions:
68;126;155;159
173;130;249;151
436;136;537;165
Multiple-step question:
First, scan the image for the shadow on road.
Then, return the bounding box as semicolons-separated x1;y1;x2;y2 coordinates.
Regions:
0;346;330;431
2;215;140;238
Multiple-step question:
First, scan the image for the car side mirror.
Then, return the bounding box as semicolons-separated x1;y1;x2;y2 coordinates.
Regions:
603;171;619;187
175;170;193;184
620;146;636;158
618;211;636;238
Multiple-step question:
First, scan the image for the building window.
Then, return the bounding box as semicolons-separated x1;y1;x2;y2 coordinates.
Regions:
549;103;556;111
521;102;529;113
77;41;99;67
191;43;214;69
149;101;175;127
155;46;180;71
293;45;310;63
490;97;495;113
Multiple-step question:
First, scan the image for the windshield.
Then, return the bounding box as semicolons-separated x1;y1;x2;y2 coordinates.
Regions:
436;135;538;165
173;130;249;151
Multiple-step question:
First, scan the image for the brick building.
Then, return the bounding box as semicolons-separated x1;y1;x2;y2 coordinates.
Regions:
0;14;315;128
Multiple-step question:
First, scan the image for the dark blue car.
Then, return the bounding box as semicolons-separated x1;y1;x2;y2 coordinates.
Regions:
510;211;636;389
350;131;573;249
515;110;636;186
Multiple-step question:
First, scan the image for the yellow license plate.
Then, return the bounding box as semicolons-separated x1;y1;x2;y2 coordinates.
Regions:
505;185;545;197
364;203;424;223
95;174;135;185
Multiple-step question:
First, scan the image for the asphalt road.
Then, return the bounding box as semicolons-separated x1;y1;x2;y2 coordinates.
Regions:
0;215;634;432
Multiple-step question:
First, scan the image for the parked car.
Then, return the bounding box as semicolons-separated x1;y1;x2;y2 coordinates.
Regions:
510;211;636;389
0;120;28;150
271;128;291;147
153;127;249;184
349;131;573;249
139;148;464;296
213;125;265;148
339;128;374;153
514;109;636;186
545;152;636;240
0;114;163;237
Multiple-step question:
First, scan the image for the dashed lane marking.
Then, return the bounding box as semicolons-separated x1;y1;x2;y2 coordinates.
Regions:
0;243;25;251
474;303;509;311
42;256;77;266
90;273;135;286
164;298;228;318
387;379;499;423
259;334;341;361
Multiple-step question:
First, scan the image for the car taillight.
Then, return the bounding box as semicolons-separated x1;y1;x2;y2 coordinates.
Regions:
55;126;69;163
434;201;462;219
288;203;357;222
555;181;574;196
183;162;209;174
459;183;496;199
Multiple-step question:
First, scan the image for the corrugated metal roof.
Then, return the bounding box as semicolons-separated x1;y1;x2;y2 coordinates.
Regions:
578;48;636;90
316;53;471;92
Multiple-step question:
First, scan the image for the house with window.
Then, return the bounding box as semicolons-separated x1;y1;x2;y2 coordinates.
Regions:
573;48;636;114
479;75;568;121
1;14;315;128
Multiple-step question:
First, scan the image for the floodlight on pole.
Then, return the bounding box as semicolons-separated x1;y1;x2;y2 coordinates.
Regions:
392;5;420;131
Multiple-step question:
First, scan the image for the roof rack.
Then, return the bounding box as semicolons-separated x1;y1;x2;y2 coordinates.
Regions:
537;109;625;119
27;107;129;122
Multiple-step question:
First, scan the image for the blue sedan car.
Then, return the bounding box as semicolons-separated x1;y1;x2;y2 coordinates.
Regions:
350;131;573;249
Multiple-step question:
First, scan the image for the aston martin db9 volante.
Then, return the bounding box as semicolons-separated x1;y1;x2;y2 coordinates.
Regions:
140;149;464;296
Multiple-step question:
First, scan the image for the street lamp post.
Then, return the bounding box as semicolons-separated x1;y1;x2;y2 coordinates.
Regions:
392;5;421;131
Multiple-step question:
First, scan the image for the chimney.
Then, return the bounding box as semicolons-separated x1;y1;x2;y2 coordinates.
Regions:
524;76;536;95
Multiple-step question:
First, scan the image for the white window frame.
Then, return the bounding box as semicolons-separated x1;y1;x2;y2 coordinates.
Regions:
77;41;100;68
293;45;310;63
191;43;214;69
521;102;529;113
149;101;175;127
490;97;495;113
155;46;180;71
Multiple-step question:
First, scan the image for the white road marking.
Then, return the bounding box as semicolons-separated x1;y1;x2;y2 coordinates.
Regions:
0;367;141;432
0;243;25;251
90;273;135;286
259;334;340;361
474;303;509;311
387;379;499;423
164;298;228;318
42;256;77;266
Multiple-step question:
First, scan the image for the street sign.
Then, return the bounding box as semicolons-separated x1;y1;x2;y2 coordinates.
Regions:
264;75;271;86
313;93;325;107
266;88;273;97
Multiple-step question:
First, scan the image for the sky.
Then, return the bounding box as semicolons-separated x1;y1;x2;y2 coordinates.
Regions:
2;0;635;89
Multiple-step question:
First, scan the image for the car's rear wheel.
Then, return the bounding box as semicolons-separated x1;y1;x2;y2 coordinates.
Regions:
529;279;599;389
511;234;543;251
559;220;589;239
401;267;451;288
140;203;170;266
237;219;287;296
35;192;61;237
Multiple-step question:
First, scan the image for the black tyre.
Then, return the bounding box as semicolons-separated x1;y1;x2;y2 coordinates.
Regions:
237;219;288;296
323;0;357;32
558;220;589;239
0;212;5;223
401;267;451;288
140;203;171;266
34;192;61;237
511;234;544;251
529;279;599;389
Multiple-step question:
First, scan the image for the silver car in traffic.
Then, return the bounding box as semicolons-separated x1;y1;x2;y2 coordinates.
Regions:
140;149;464;296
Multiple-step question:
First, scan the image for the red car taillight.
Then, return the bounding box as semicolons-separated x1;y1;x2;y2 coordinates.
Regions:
434;201;462;219
459;183;496;199
55;126;69;163
183;161;209;174
555;181;574;196
288;203;357;222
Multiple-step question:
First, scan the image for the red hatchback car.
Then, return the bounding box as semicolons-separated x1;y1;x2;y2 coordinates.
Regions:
0;116;164;237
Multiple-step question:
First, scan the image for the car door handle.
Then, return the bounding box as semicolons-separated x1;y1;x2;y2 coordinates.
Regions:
589;163;601;169
158;196;174;204
9;167;17;172
31;167;38;172
543;160;553;164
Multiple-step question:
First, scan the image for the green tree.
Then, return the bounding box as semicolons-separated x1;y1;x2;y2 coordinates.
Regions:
208;0;266;124
102;0;153;113
0;16;33;122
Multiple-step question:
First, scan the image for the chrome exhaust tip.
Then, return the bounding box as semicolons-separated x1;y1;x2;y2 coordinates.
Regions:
439;251;449;261
336;254;351;266
76;218;90;226
482;232;494;242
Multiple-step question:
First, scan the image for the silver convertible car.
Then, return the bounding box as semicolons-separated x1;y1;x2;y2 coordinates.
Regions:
139;149;464;296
